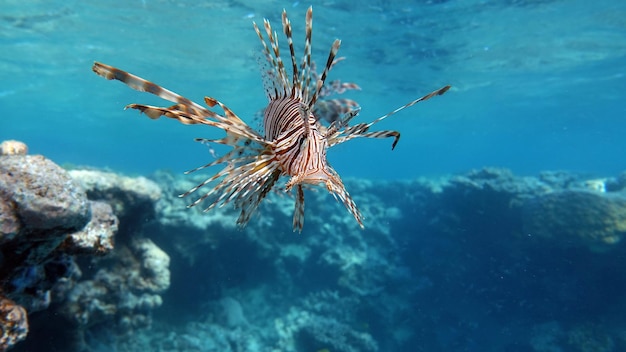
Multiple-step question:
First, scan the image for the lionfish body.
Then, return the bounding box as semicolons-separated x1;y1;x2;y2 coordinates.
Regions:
92;7;450;232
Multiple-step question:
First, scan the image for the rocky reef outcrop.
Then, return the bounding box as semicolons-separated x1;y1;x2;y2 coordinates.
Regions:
0;141;169;351
0;152;92;350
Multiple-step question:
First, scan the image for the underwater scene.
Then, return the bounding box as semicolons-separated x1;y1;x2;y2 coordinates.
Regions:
1;0;626;351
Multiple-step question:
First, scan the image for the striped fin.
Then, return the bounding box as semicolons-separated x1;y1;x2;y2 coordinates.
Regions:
235;168;281;227
181;152;280;217
183;138;264;174
253;17;290;98
311;57;361;98
263;18;289;90
93;62;207;116
307;39;341;110
254;6;340;115
313;98;360;124
255;51;281;101
92;62;265;144
92;61;281;227
324;168;364;228
178;134;277;221
300;7;313;103
293;185;305;231
327;85;451;148
253;24;281;99
281;10;299;92
359;85;450;130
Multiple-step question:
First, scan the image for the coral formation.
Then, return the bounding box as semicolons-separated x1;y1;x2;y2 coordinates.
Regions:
134;166;626;351
567;323;615;352
523;190;626;249
0;296;28;351
0;149;89;349
59;201;118;255
0;152;92;314
0;155;90;246
63;237;170;331
0;140;168;351
216;296;249;328
274;291;378;352
68;169;161;221
275;307;378;352
0;140;28;156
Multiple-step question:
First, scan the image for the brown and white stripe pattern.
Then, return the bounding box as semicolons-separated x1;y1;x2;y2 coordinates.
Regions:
92;6;449;232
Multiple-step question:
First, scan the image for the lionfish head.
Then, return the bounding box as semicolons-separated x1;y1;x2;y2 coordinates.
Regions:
282;126;331;188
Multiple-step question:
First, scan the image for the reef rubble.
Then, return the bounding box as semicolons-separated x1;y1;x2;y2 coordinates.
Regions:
3;139;626;351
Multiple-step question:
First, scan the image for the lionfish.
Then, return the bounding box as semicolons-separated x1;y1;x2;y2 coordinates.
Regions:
92;7;450;232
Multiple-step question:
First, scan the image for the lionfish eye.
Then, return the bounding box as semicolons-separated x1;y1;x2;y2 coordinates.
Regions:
298;135;307;148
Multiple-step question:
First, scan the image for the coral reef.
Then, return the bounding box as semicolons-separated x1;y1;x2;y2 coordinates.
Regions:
0;140;168;351
68;169;161;222
530;321;619;352
59;201;118;256
0;146;93;350
275;307;378;352
273;291;378;352
523;190;626;250
567;323;615;352
4;138;626;352
0;140;28;156
0;154;90;253
63;237;170;331
133;166;626;352
0;151;91;312
0;296;28;351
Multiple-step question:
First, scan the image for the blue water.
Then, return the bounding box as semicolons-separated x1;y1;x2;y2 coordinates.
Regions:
3;1;626;351
2;0;625;179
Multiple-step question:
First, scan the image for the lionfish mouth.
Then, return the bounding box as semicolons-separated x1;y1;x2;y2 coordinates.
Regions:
286;168;336;190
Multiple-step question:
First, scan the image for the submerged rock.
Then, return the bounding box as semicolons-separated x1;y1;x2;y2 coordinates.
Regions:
129;237;170;293
63;238;170;331
0;144;161;351
0;155;90;239
0;140;28;156
0;199;20;245
0;296;28;351
0;154;92;303
0;153;89;343
59;201;118;256
68;169;161;220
